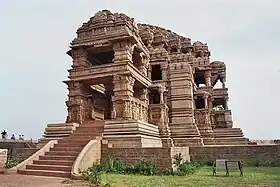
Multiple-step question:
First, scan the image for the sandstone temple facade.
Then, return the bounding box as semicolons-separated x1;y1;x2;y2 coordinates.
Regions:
15;9;251;178
61;10;248;147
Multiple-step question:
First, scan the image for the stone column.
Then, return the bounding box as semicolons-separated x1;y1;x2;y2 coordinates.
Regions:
71;48;90;68
112;74;135;119
138;53;149;76
139;88;149;104
112;41;134;64
205;70;211;87
160;64;168;81
203;94;208;109
224;97;229;110
148;64;152;80
65;81;89;124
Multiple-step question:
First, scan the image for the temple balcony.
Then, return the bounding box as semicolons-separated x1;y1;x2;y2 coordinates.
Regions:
213;88;229;98
213;110;233;128
68;62;151;87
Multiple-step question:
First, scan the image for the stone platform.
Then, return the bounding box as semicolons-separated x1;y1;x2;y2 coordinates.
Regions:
103;120;163;148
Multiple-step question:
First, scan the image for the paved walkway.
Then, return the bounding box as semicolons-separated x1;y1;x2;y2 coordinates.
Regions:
0;174;71;187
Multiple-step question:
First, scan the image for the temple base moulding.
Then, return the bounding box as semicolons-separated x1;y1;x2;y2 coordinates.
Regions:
103;119;163;148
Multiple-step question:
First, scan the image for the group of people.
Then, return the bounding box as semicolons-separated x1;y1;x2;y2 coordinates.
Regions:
1;130;24;140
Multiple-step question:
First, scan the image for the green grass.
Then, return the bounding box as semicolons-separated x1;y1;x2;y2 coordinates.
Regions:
101;167;280;187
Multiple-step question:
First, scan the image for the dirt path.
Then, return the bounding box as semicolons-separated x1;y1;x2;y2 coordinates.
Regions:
0;174;68;187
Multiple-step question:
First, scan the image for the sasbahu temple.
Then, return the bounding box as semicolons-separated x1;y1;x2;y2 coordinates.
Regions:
62;9;249;147
17;9;250;178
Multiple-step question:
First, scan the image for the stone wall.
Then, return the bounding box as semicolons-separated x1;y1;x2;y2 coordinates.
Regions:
0;141;38;160
189;145;280;163
0;149;7;173
101;147;189;171
11;148;38;161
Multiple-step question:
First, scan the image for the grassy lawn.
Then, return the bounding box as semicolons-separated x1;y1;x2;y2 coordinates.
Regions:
101;167;280;187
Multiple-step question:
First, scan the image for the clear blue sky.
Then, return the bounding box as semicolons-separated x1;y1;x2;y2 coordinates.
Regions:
0;0;279;140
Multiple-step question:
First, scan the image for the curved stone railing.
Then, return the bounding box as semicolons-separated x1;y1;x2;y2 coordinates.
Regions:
71;137;101;179
8;140;57;174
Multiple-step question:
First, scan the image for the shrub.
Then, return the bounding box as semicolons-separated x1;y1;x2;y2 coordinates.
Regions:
100;156;157;176
80;163;102;186
177;161;200;176
99;156;125;174
5;157;22;169
133;158;157;176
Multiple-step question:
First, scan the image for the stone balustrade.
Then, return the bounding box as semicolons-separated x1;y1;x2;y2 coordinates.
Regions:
130;97;148;122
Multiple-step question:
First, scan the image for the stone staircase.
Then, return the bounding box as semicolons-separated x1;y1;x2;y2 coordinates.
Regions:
18;120;104;178
204;128;249;145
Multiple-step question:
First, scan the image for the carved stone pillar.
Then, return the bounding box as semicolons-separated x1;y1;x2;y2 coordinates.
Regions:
224;97;229;110
159;88;164;104
112;41;134;64
160;64;168;81
139;88;149;104
112;74;135;119
203;94;208;109
65;81;89;124
71;48;90;68
205;70;211;87
138;53;149;76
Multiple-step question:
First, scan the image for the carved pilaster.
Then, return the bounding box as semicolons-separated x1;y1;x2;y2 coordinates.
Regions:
205;70;211;87
140;88;149;104
160;64;168;81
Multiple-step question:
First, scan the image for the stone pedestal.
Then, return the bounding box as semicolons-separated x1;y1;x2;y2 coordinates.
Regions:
103;120;162;148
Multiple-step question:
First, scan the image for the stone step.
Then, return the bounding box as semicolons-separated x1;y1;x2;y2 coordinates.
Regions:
63;136;96;140
39;155;76;161
44;130;73;134
75;128;104;133
43;134;70;138
33;160;73;166
213;128;242;132
50;147;82;152
70;132;99;136
214;133;243;138
26;164;72;172
58;139;89;144
45;151;79;157
54;142;87;148
18;169;70;178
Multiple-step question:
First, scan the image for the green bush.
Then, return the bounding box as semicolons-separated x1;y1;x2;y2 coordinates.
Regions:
177;161;201;176
5;157;22;169
99;156;125;174
100;156;157;176
247;158;280;167
80;163;102;185
133;158;157;176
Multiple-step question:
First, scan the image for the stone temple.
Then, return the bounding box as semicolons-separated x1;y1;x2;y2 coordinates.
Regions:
17;10;249;178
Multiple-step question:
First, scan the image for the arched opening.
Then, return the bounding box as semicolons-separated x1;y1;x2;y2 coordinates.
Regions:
213;75;224;88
